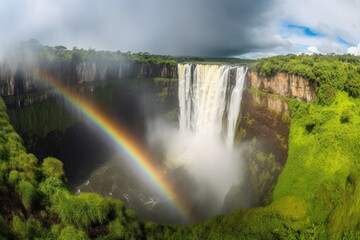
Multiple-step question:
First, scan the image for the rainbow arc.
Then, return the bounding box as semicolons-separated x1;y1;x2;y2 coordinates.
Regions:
34;71;192;222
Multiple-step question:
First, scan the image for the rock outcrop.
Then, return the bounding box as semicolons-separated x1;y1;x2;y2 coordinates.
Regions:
247;70;317;102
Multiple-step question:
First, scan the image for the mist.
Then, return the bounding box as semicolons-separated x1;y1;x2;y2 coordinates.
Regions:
145;63;250;220
146;118;246;219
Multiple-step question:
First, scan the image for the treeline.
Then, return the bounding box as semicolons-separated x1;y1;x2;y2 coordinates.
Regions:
252;54;360;104
13;39;250;67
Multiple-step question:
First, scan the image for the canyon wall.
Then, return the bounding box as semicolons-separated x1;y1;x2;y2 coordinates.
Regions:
241;69;317;153
234;69;316;205
0;60;177;97
248;71;316;102
0;61;318;207
247;70;317;102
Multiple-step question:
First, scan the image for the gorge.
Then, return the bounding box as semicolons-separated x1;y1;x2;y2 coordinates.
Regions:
7;48;360;239
0;49;315;224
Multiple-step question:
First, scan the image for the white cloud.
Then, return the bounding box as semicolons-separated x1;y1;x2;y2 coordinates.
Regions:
307;46;320;54
347;43;360;55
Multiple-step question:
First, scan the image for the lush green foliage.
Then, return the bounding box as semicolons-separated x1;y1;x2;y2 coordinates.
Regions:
0;97;143;239
253;54;360;104
274;92;360;239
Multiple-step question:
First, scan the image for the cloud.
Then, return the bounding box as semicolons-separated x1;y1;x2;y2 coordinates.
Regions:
307;46;320;54
1;0;359;58
280;0;360;54
347;43;360;55
0;0;288;57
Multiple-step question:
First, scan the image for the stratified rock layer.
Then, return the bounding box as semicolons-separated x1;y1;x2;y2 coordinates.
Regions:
247;70;316;102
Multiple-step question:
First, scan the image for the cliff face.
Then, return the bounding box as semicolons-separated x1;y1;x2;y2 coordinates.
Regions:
241;69;317;154
239;89;289;162
247;70;317;102
0;60;177;97
235;70;317;205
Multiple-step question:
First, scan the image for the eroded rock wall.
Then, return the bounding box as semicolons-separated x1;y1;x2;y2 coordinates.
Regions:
234;70;317;205
0;61;177;97
247;70;317;102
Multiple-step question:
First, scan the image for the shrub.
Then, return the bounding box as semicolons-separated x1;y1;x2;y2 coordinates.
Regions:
12;215;28;239
58;226;89;240
12;216;48;239
10;153;40;184
6;132;26;158
56;192;113;228
17;180;38;210
42;157;65;180
39;176;67;198
122;220;143;240
108;219;125;239
8;170;20;186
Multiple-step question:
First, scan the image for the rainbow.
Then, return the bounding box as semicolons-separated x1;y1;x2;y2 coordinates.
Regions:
34;70;192;222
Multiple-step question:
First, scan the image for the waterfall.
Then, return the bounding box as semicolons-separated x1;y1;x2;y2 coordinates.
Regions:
226;67;247;147
178;63;247;146
160;63;248;215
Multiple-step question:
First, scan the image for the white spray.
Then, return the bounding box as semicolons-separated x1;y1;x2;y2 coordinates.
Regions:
163;63;248;216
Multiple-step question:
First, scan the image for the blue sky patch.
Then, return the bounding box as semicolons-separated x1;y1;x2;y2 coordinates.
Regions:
286;24;320;37
336;36;353;47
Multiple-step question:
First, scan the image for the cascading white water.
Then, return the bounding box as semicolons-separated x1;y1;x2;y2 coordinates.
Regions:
151;63;248;218
226;67;248;148
178;63;247;143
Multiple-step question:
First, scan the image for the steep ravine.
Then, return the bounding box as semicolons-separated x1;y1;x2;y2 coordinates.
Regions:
0;60;324;239
0;62;318;222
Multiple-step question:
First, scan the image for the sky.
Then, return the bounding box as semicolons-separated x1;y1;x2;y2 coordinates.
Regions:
1;0;360;58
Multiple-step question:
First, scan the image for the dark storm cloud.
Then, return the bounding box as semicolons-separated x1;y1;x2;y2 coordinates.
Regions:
0;0;287;56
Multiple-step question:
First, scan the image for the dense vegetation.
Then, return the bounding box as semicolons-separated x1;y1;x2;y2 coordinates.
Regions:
2;50;360;238
253;54;360;105
0;98;149;239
